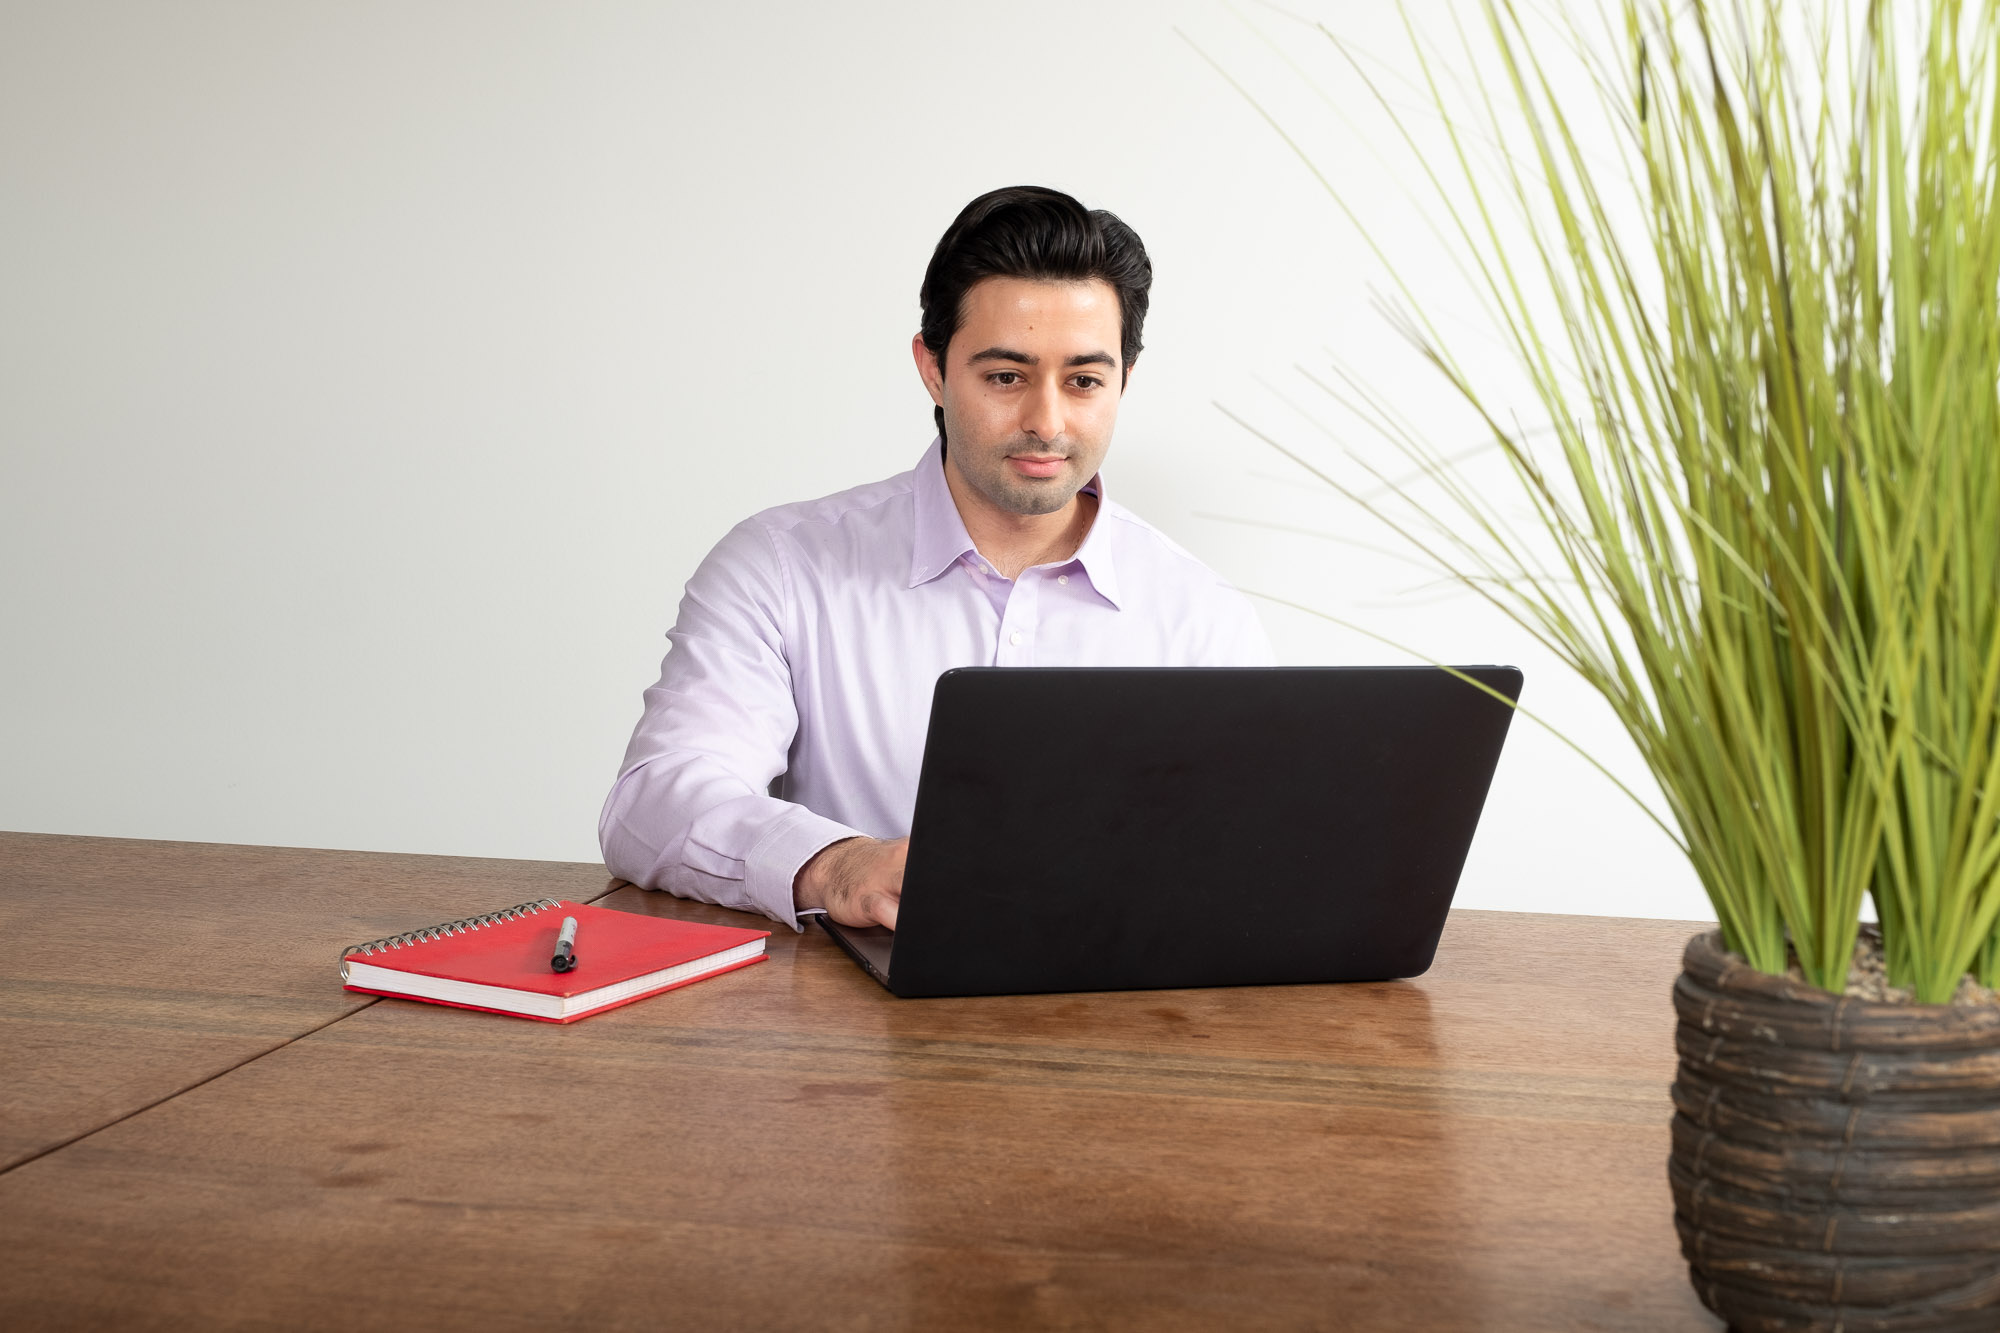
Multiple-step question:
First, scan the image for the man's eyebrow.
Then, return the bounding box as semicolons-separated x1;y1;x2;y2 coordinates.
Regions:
965;347;1118;369
966;346;1037;365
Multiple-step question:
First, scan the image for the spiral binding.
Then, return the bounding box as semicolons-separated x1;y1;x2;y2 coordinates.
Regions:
339;897;563;960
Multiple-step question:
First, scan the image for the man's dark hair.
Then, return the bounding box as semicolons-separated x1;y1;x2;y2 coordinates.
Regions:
918;186;1153;392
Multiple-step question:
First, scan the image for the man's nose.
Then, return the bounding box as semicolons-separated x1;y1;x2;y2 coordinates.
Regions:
1020;379;1064;442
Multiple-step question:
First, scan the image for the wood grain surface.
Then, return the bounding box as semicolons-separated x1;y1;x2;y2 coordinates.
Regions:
0;832;617;1170
0;839;1722;1331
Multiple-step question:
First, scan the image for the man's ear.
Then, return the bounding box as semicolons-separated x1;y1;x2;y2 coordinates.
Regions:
1120;354;1138;393
911;333;945;406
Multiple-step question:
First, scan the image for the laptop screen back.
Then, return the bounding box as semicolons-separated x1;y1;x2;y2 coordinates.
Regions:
859;665;1522;998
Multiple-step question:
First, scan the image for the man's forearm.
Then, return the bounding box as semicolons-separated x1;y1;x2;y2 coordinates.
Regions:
791;836;908;929
599;759;861;928
790;837;861;914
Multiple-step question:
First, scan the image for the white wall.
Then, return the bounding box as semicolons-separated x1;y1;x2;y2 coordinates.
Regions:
0;0;1713;921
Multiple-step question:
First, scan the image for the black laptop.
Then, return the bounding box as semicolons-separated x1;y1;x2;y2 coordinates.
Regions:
817;665;1523;998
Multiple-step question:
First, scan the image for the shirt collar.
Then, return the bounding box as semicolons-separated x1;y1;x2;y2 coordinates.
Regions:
905;437;1122;609
907;437;979;588
1067;479;1122;609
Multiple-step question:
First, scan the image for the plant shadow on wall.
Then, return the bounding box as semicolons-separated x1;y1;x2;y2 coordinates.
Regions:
1191;1;2000;1329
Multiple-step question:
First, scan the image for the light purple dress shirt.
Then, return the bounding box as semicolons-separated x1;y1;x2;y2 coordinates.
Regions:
600;439;1274;928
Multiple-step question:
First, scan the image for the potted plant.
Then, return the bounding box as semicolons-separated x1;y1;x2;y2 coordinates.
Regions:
1225;1;2000;1326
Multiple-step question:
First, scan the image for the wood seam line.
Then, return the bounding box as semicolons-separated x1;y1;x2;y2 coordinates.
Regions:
0;997;384;1179
0;880;628;1180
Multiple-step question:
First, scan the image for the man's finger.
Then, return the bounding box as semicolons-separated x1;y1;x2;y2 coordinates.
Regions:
874;890;899;931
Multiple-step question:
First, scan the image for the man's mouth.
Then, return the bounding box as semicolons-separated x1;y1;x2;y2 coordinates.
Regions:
1007;454;1067;479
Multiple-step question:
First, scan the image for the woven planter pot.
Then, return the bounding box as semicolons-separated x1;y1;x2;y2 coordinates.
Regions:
1671;930;2000;1331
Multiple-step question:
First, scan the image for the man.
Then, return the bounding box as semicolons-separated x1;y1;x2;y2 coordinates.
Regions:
601;186;1272;933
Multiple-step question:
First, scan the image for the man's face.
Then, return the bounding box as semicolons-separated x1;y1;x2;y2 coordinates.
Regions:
914;276;1129;518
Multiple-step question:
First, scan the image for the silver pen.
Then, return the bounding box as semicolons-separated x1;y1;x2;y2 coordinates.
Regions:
551;915;579;973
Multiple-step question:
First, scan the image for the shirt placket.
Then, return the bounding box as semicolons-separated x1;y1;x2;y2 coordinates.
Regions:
994;570;1040;666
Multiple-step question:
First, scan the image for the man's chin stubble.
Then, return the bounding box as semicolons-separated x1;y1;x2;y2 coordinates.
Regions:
987;477;1075;517
951;442;1084;518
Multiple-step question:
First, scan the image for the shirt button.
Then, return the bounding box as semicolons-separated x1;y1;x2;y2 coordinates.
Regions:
1057;574;1069;585
1009;630;1023;647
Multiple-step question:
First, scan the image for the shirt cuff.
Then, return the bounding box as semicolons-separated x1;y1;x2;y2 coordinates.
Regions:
744;803;865;931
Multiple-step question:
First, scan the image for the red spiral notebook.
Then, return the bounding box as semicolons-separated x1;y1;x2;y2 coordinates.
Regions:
337;897;769;1023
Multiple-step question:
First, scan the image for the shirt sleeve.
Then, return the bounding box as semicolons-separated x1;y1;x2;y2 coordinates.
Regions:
599;518;862;930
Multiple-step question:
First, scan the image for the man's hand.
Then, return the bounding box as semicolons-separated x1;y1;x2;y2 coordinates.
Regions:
793;836;909;929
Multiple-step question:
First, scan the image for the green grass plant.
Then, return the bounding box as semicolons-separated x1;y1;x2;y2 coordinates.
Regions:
1221;0;2000;1000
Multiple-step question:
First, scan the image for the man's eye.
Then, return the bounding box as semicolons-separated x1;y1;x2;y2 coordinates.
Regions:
989;372;1020;386
1072;376;1102;390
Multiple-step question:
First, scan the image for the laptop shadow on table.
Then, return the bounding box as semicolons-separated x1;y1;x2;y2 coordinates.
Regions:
860;978;1498;1323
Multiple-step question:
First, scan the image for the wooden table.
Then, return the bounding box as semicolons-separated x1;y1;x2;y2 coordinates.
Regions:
0;834;1721;1330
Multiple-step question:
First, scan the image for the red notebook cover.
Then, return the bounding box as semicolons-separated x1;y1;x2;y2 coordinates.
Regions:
338;898;769;1023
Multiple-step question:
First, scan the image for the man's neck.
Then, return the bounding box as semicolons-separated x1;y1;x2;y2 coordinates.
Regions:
942;461;1099;582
